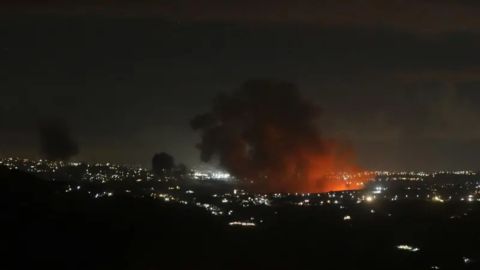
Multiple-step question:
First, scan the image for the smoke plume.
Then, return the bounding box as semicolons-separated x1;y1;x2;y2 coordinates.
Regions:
152;152;175;175
191;80;367;193
39;119;79;161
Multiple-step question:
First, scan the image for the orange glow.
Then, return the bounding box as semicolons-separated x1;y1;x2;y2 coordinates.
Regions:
244;138;372;193
192;80;373;194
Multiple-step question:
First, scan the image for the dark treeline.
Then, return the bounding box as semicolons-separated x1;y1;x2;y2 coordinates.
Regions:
2;166;479;270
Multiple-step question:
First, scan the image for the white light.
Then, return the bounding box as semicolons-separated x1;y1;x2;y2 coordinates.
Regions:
463;257;472;264
397;245;420;252
212;172;231;179
228;221;256;227
343;215;351;221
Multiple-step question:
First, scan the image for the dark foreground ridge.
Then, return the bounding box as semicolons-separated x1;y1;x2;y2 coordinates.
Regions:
2;166;480;270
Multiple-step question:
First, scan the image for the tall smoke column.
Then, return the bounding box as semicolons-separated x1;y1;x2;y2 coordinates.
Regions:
191;80;367;193
39;119;79;161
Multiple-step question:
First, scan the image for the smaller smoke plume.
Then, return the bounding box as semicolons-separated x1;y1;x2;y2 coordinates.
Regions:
39;119;79;161
152;152;175;175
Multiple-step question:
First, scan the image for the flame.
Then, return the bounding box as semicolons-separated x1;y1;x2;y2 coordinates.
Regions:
191;80;372;194
246;140;371;193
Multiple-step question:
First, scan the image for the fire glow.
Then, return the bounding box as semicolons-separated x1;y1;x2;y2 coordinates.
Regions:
192;80;371;193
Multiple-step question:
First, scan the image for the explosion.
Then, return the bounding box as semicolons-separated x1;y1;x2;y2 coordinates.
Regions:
191;80;368;193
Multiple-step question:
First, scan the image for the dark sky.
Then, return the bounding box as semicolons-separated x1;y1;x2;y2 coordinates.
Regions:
2;1;480;170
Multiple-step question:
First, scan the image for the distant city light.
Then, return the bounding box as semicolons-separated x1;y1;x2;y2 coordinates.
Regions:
192;170;232;180
397;245;420;252
463;257;472;264
229;221;256;227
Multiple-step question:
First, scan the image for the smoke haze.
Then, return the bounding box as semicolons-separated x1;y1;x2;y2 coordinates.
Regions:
192;80;366;192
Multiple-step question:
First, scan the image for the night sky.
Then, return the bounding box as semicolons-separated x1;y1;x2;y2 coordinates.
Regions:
2;1;480;171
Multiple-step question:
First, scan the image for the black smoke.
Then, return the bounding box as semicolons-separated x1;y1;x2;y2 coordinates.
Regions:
38;120;79;161
152;152;175;175
191;79;363;192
